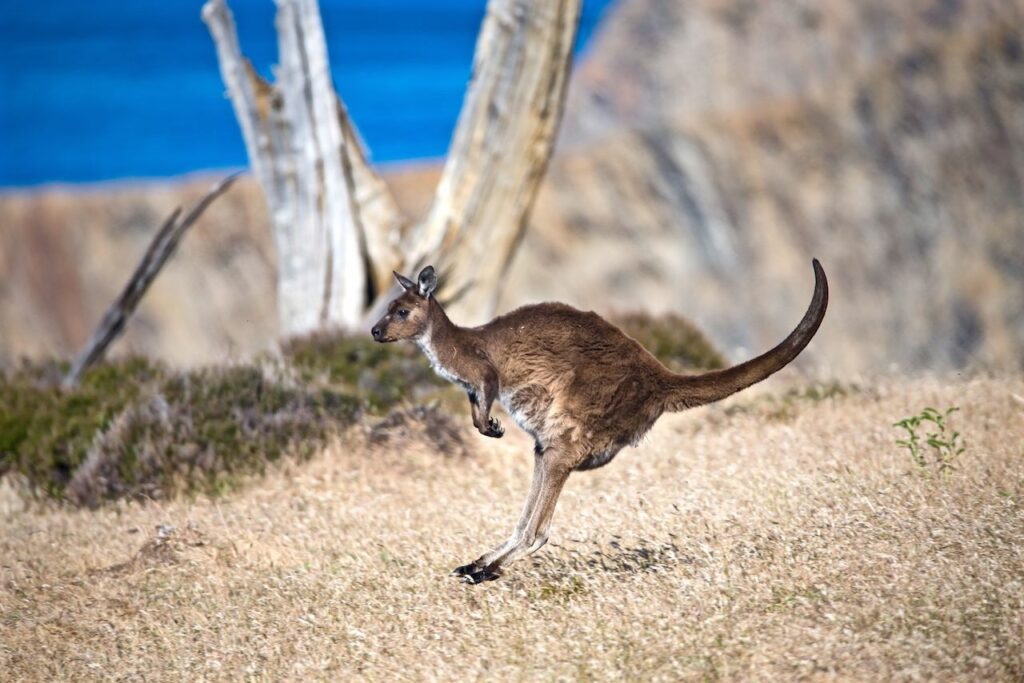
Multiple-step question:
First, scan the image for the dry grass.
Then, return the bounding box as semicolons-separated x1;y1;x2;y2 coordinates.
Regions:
1;375;1022;681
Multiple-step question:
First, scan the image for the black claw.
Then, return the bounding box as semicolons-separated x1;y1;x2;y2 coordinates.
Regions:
484;417;505;438
450;563;479;577
461;568;501;584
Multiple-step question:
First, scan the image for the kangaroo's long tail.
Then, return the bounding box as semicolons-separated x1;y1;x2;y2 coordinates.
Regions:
666;259;828;411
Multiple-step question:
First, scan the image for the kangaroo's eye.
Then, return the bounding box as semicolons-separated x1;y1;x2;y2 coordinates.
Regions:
397;309;409;319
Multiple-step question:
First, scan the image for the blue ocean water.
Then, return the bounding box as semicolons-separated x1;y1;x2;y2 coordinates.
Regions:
0;0;614;187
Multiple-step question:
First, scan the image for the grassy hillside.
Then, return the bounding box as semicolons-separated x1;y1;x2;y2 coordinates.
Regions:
2;375;1021;680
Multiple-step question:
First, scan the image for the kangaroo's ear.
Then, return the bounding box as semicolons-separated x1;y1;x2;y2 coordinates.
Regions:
393;271;416;291
417;265;438;298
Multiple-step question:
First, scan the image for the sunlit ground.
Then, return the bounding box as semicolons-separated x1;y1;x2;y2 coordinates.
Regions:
2;375;1021;680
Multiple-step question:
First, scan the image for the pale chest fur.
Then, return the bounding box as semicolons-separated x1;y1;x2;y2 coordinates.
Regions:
418;329;563;445
417;331;470;389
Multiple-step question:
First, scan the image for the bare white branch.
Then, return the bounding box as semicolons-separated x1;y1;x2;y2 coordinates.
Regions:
291;0;365;325
202;1;277;205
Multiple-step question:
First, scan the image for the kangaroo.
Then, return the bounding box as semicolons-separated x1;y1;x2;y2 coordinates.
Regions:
371;260;828;583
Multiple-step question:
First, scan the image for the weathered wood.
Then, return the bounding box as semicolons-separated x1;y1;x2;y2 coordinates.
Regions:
339;106;406;300
288;0;364;325
62;174;240;388
203;0;404;334
410;0;582;323
204;0;323;334
207;0;580;332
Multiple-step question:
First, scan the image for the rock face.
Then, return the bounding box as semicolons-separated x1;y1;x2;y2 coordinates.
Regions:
561;0;1022;146
502;0;1024;372
3;0;1023;373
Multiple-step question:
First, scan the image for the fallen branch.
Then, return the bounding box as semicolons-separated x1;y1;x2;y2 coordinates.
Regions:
62;173;240;388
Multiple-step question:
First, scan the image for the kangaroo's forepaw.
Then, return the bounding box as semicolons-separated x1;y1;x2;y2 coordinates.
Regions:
483;417;504;438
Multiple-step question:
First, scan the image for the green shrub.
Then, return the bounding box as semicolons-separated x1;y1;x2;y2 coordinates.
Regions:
282;331;450;412
611;312;725;372
66;365;358;507
0;357;164;498
0;359;357;506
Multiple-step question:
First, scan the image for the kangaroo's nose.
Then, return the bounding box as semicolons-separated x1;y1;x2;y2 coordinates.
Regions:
371;325;382;341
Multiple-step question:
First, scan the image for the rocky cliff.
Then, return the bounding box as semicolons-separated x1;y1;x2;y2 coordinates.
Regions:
2;0;1022;373
505;0;1024;372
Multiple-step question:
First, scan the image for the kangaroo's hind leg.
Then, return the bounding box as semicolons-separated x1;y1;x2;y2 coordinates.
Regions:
451;446;545;580
455;442;574;584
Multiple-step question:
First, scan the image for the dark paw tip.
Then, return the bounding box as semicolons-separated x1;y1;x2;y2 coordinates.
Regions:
460;566;502;584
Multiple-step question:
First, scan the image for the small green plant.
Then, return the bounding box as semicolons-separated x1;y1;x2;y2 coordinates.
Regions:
893;406;966;474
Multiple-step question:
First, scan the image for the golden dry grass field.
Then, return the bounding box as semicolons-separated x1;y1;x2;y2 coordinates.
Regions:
2;376;1022;680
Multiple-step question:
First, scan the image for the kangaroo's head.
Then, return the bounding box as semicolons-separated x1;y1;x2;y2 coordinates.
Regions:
371;265;438;343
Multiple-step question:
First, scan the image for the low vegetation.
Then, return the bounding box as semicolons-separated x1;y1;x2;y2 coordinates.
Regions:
66;365;359;507
719;379;863;422
0;312;722;506
612;312;725;372
894;405;967;474
282;331;449;412
0;358;165;499
1;376;1020;680
0;359;357;506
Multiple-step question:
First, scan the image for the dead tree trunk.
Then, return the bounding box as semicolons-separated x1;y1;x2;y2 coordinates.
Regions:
411;0;582;323
203;0;581;332
203;0;404;335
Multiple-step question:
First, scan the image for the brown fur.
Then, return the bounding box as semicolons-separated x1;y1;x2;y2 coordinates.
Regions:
372;261;828;583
